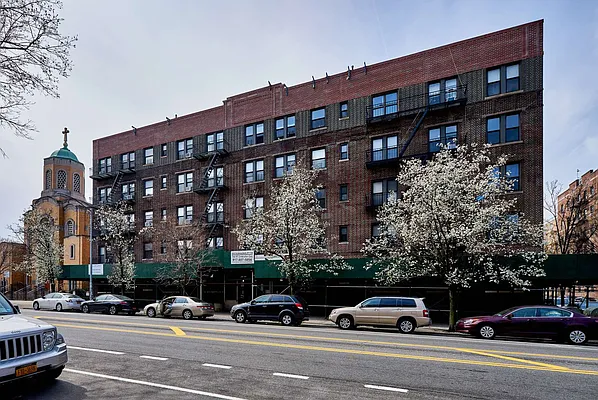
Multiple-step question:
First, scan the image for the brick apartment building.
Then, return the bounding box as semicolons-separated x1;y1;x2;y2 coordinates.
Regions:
91;20;544;272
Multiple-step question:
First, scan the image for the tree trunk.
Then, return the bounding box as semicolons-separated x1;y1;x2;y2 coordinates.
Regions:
448;286;457;332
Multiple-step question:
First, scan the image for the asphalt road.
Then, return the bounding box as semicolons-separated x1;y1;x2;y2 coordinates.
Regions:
4;309;598;400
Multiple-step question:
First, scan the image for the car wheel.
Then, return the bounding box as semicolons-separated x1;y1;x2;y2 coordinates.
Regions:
33;301;40;310
280;313;294;326
45;367;64;381
567;328;588;345
146;307;156;318
234;310;247;323
109;305;117;315
56;303;63;312
397;317;416;334
82;304;89;313
182;309;193;320
477;324;496;339
337;315;354;330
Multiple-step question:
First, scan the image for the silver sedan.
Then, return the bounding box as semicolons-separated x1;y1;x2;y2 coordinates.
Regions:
33;293;84;311
144;296;214;320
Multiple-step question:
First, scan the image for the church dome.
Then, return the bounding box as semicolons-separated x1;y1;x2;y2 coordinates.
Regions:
49;146;79;162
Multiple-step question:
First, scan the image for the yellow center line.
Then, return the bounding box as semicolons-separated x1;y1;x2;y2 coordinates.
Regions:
38;315;598;363
169;326;186;336
457;348;571;371
52;322;598;376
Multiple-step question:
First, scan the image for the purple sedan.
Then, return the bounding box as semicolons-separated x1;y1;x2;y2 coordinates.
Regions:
456;305;598;345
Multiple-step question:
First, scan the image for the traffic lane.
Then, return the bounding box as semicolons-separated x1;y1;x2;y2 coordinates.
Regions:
35;312;598;369
52;323;598;400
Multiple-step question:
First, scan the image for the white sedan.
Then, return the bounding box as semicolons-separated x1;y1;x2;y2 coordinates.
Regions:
33;292;84;311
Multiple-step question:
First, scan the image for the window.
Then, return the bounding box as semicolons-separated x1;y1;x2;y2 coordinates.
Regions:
207;202;224;224
379;298;398;307
160;241;167;255
371;135;398;161
244;160;264;183
177;240;193;258
98;246;106;263
144;147;154;165
429;78;458;105
121;152;135;170
143;242;153;259
400;298;417;307
177;205;193;225
125;213;135;230
591;186;595;196
429;125;457;152
161;208;167;221
161;144;167;157
66;220;75;236
339;184;348;201
372;223;380;238
45;169;52;190
275;116;296;140
122;182;135;200
339;226;348;242
510;308;536;318
57;170;67;189
144;211;153;227
428;82;441;105
487;114;520;144
310;108;326;129
73;173;81;193
339;143;349;160
143;179;153;197
538;308;571;317
177;139;193;159
372;92;398;117
275;154;295;177
207;237;224;249
99;157;112;174
371;179;398;206
487;63;520;96
161;175;167;189
70;244;75;259
177;172;193;193
245;123;264;146
505;163;520;191
207;132;224;152
360;298;380;308
340;102;348;118
98;187;112;204
311;148;326;169
174;297;188;304
244;197;263;219
316;189;326;209
206;166;224;188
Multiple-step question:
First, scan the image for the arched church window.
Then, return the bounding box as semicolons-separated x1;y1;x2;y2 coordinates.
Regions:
45;169;52;190
57;170;67;189
66;220;75;236
73;173;81;193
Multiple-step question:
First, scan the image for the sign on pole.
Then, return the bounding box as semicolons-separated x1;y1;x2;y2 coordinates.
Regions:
89;264;104;276
231;250;255;265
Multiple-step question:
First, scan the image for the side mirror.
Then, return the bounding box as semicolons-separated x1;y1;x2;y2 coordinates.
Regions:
42;296;46;299
14;305;21;314
250;300;256;305
506;314;513;320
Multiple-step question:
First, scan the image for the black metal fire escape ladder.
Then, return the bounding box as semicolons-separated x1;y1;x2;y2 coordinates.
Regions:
398;105;429;159
109;171;124;204
200;152;222;242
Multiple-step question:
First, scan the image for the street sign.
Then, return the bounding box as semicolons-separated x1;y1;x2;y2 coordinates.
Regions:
231;250;255;265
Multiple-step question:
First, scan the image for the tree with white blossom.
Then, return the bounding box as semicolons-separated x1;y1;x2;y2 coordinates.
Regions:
95;203;137;295
234;162;351;292
363;144;546;330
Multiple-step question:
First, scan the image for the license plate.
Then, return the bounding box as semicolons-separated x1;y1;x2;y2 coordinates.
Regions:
15;364;37;377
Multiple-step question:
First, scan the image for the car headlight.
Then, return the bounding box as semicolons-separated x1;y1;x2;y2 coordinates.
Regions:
462;319;479;325
330;309;338;315
43;330;56;351
55;333;65;346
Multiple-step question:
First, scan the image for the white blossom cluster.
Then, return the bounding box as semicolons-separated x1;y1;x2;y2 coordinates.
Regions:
21;208;63;284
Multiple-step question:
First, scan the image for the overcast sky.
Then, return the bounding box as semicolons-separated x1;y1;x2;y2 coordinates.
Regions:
1;0;597;238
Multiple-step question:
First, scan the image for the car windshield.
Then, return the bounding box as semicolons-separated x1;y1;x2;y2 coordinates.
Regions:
494;306;520;316
0;294;15;315
113;295;133;301
65;294;82;299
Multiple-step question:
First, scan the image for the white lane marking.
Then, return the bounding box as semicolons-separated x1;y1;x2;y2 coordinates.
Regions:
140;355;169;361
202;363;232;369
272;372;309;380
68;346;124;355
364;384;409;393
64;369;248;400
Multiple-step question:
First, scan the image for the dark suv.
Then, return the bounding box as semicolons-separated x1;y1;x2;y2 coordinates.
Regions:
230;294;309;326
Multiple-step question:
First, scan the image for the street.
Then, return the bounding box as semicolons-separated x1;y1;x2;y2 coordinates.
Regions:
3;310;598;400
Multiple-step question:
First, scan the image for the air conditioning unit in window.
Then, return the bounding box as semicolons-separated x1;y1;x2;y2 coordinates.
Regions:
185;152;193;158
123;194;134;200
144;221;153;227
184;218;192;225
185;186;193;192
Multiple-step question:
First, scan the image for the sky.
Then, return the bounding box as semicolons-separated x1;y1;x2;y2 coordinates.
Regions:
1;0;597;238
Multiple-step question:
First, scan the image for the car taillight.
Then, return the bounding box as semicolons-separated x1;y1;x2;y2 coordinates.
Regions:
295;303;303;309
423;309;429;317
120;301;128;305
66;299;72;303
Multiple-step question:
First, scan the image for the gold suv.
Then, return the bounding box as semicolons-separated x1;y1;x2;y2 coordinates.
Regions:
328;297;431;333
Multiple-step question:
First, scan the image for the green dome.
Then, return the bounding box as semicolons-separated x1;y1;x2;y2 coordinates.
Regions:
49;146;79;162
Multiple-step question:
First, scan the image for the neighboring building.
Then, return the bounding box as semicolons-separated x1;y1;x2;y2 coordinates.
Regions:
0;241;25;294
30;129;91;291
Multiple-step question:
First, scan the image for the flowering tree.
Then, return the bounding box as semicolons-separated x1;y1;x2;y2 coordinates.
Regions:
146;216;221;298
234;162;350;292
95;203;137;294
363;145;546;330
544;180;598;254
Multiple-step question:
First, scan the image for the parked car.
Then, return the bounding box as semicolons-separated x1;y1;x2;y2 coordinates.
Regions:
328;297;431;333
144;296;214;320
81;294;138;315
32;293;84;312
456;305;598;344
0;292;67;383
230;294;309;326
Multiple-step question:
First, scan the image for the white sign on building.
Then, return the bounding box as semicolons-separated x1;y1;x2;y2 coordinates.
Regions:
231;250;255;265
89;264;104;276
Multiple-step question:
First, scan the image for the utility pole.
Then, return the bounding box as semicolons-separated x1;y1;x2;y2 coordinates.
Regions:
88;206;93;300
